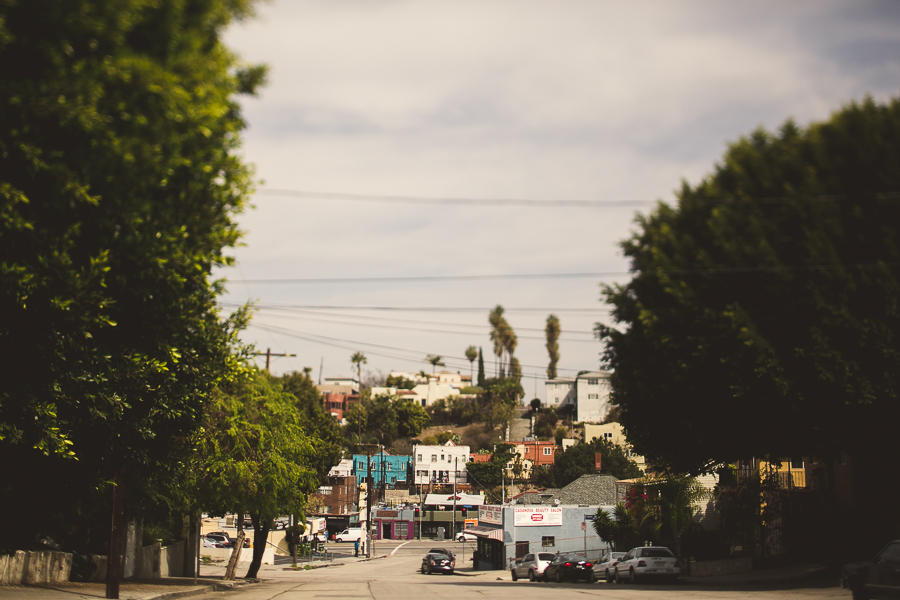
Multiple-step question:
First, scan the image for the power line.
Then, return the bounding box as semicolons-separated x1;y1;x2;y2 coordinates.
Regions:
219;302;610;314
248;322;587;378
254;187;900;207
224;262;900;285
255;188;654;207
248;306;599;339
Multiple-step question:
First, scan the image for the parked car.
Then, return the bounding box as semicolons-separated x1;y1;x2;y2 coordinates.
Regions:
510;552;556;582
421;552;455;575
429;547;455;559
456;531;477;542
613;546;680;584
543;553;595;583
205;532;232;547
201;536;226;548
594;551;626;582
842;540;900;600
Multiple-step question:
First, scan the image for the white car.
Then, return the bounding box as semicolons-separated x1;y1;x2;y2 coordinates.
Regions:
510;552;556;582
613;546;681;584
594;551;626;581
456;531;477;542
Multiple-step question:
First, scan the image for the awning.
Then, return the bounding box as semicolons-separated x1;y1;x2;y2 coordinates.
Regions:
466;526;504;541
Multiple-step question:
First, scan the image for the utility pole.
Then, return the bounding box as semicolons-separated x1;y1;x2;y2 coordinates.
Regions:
357;443;380;559
253;348;296;372
452;456;457;539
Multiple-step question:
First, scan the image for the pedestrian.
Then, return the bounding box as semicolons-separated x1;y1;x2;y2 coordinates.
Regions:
354;539;359;557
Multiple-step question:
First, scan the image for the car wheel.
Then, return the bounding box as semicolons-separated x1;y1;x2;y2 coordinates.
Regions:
511;568;518;581
614;568;622;584
556;570;562;583
604;569;611;582
420;564;425;574
588;571;596;583
630;567;638;584
529;570;536;582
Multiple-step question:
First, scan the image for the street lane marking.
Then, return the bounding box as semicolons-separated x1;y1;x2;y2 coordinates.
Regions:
391;542;410;556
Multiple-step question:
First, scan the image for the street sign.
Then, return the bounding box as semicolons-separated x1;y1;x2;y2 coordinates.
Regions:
581;522;586;531
584;514;596;521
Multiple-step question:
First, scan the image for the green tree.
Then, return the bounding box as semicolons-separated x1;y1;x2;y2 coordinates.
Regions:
350;351;367;385
425;353;445;373
477;347;486;387
196;369;319;579
545;315;561;379
279;371;343;480
540;437;642;488
596;98;900;543
465;345;478;382
0;0;260;552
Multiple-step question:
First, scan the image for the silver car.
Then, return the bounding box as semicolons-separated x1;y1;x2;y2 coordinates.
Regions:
511;552;557;582
594;551;626;582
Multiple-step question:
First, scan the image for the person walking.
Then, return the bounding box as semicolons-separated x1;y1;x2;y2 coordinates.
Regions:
354;539;360;557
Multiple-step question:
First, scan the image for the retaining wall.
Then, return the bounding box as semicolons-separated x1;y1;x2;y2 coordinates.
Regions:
0;551;72;585
689;556;753;577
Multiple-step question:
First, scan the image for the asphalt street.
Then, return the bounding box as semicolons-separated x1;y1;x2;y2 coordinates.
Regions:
197;539;850;600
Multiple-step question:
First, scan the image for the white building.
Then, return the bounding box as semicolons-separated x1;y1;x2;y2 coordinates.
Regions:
371;379;461;408
544;370;612;423
327;458;354;478
412;441;470;489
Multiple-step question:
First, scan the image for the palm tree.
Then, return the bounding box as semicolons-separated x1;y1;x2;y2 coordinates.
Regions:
545;314;560;379
425;354;445;374
350;351;367;386
302;366;313;380
465;345;478;383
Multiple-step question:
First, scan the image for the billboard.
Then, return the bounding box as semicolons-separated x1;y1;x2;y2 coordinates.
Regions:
513;506;563;527
479;505;503;525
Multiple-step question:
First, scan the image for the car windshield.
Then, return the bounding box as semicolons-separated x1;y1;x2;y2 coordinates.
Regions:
538;553;556;561
641;548;675;558
560;554;583;562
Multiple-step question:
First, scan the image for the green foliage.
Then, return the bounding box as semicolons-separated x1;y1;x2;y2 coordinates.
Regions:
194;369;319;578
545;314;560;379
535;437;642;488
533;407;559;438
352;392;430;447
480;377;523;431
598;97;900;475
0;0;261;550
477;347;486;387
465;444;516;488
278;371;343;481
488;306;517;377
385;374;416;389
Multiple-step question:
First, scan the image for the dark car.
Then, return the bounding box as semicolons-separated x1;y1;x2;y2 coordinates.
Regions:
421;552;455;575
543;553;595;583
429;547;455;559
842;540;900;600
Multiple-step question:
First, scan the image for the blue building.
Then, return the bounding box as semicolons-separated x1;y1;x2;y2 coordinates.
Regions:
352;451;411;489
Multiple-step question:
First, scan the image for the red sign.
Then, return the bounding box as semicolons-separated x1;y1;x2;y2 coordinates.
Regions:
531;513;544;522
595;453;602;472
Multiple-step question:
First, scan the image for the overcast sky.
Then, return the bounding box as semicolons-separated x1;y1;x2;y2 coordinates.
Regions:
217;0;900;398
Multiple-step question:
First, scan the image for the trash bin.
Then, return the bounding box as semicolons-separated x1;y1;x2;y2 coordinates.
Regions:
437;527;445;540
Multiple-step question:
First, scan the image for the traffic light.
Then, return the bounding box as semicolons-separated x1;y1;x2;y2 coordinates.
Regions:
461;507;467;517
414;507;420;518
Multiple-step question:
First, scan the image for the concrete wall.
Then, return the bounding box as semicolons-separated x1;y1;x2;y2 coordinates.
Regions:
0;551;72;585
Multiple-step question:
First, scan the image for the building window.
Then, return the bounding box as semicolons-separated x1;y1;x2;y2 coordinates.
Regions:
431;455;437;462
543;447;552;456
603;432;613;439
588;394;599;400
441;454;445;461
542;536;555;548
417;454;422;461
587;379;598;385
790;457;804;469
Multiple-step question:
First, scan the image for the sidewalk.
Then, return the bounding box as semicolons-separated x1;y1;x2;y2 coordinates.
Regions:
0;578;242;600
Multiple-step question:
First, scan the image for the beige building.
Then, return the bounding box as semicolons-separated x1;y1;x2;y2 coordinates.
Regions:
583;422;647;472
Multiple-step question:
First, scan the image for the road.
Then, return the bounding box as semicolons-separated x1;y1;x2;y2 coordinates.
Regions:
200;540;851;600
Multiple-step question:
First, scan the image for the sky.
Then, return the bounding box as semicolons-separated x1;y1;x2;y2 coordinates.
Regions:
217;0;900;399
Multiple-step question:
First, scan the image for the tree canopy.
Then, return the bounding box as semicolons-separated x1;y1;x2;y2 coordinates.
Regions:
532;437;643;488
0;0;261;551
598;97;900;476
